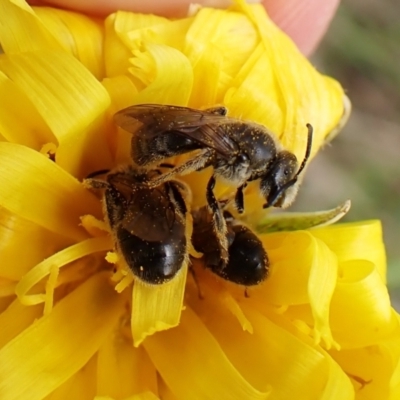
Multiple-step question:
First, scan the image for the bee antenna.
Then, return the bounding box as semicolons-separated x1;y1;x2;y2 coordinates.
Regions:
263;124;313;209
294;123;313;179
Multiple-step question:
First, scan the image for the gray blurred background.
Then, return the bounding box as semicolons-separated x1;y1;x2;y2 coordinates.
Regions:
291;0;400;307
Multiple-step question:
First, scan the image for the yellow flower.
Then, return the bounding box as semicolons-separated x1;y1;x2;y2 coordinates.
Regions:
0;1;398;400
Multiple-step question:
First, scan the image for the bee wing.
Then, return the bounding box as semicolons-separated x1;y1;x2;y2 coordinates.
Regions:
114;104;238;157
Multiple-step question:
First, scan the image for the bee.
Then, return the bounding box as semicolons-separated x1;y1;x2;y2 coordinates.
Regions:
84;166;190;284
114;104;313;214
114;104;312;266
191;206;269;286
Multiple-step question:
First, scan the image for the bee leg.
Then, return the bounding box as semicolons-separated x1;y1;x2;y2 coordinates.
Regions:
206;176;222;229
234;184;246;214
167;182;188;215
147;148;213;188
206;176;229;265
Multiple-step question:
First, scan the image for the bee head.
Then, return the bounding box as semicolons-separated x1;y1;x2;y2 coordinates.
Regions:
260;151;299;208
260;124;313;209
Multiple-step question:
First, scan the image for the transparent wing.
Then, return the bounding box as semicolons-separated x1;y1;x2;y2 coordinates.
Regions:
114;104;239;157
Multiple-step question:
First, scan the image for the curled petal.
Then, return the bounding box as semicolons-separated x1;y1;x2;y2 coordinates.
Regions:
97;329;157;398
307;237;338;349
187;289;353;399
46;355;97;399
0;143;102;241
329;334;400;398
0;51;111;177
16;236;112;306
0;300;42;349
129;43;193;106
0;272;124;400
0;71;56;150
311;220;386;282
0;207;72;281
143;306;269;400
104;11;169;77
0;52;109;143
232;0;345;159
33;7;104;79
184;7;258;106
131;265;188;347
249;230;338;349
0;0;62;52
330;260;398;348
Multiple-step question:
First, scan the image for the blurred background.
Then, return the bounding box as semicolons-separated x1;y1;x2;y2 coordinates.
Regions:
292;0;400;307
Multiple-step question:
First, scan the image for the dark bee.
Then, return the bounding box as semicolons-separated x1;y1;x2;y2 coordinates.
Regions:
114;104;313;215
191;206;269;286
84;166;190;284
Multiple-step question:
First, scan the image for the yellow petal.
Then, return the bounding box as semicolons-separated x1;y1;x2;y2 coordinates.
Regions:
329;335;400;398
0;300;42;349
129;42;193;105
224;43;283;131
330;260;398;348
321;351;357;400
307;236;338;349
186;7;257;76
0;1;104;78
229;0;345;159
187;44;222;108
186;283;353;399
143;306;269;400
80;214;109;237
240;306;354;400
101;75;139;163
158;378;179;400
184;7;257;107
255;232;322;305
96;393;161;400
16;236;112;306
102;75;139;114
246;231;338;348
131;265;188;347
223;293;254;334
0;279;15;299
0;71;56;150
0;207;72;281
0;52;108;141
382;331;400;399
104;11;169;77
127;393;161;400
33;7;104;79
97;329;157;398
0;51;111;177
123;16;190;51
0;272;124;400
0;142;101;241
0;0;62;52
311;220;386;282
45;353;97;400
